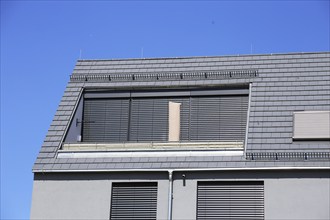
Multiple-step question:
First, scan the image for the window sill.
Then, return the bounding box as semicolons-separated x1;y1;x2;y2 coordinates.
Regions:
61;141;244;152
58;142;244;158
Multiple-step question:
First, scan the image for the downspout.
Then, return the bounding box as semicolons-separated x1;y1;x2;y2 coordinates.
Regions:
168;170;173;220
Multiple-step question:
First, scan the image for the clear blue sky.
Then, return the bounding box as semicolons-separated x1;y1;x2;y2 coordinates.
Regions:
1;1;329;219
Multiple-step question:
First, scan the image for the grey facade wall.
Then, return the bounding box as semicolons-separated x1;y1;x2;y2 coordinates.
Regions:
265;179;330;220
31;170;330;220
30;172;169;220
31;178;111;219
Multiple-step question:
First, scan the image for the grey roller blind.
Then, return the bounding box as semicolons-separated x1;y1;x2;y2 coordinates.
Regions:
219;96;248;141
130;97;190;142
110;182;158;220
82;90;249;143
82;99;129;142
197;181;264;220
190;95;248;141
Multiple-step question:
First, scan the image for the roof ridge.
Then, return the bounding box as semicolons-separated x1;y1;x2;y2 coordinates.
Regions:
77;51;330;62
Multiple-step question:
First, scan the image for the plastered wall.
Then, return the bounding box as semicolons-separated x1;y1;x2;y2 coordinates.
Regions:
31;170;330;220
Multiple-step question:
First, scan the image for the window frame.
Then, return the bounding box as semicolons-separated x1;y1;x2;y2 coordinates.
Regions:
81;86;249;143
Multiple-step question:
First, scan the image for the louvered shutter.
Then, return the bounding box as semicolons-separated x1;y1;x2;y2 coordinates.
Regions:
197;181;264;220
82;99;129;142
219;96;248;141
82;89;248;143
130;97;190;142
190;95;248;141
110;182;158;220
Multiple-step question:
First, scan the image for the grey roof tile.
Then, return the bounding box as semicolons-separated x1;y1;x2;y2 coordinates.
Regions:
33;163;45;170
52;164;62;169
38;147;58;154
96;163;108;169
60;163;71;170
69;164;80;170
33;52;330;172
75;158;86;163
85;158;95;163
87;163;98;169
103;158;114;163
94;158;105;163
78;164;89;170
42;164;54;170
37;152;54;158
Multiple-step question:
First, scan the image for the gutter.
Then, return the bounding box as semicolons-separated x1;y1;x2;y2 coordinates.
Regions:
33;166;330;173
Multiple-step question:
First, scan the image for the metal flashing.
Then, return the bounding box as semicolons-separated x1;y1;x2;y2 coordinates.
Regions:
70;69;258;82
246;152;330;161
33;166;330;173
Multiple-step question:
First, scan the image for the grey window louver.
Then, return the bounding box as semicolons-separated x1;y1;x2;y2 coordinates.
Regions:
82;88;248;143
190;96;248;141
197;181;264;220
130;97;190;142
110;182;158;220
83;99;129;142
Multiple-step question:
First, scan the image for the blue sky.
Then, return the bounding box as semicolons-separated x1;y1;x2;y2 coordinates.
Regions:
1;1;329;219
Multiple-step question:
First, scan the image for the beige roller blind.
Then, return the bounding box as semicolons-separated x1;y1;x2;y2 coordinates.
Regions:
293;111;330;140
168;101;181;141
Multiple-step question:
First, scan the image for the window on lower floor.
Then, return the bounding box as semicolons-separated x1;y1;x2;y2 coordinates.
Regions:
110;182;158;220
82;87;249;143
197;181;264;220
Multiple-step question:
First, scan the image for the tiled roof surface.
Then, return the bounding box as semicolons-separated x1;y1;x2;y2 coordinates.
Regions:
33;52;330;172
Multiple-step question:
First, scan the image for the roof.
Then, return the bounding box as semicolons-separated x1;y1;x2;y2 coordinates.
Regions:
33;52;330;172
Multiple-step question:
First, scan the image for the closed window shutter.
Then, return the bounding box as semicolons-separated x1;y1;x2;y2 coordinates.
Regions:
293;111;330;140
197;181;264;220
219;96;248;141
190;97;222;141
82;90;248;143
190;95;248;141
82;99;129;142
110;182;158;220
130;97;190;142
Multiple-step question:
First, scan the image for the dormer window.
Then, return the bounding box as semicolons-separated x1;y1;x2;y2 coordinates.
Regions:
72;87;249;144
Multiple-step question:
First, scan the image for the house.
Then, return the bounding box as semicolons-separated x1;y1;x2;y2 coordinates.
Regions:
31;52;330;220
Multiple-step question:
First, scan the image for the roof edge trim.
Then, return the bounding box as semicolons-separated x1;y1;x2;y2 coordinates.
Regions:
33;166;330;173
76;51;330;62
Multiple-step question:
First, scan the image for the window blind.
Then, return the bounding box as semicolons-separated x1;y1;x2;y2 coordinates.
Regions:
197;181;264;220
82;89;248;143
130;97;190;142
190;96;248;141
110;182;158;220
82;99;129;142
